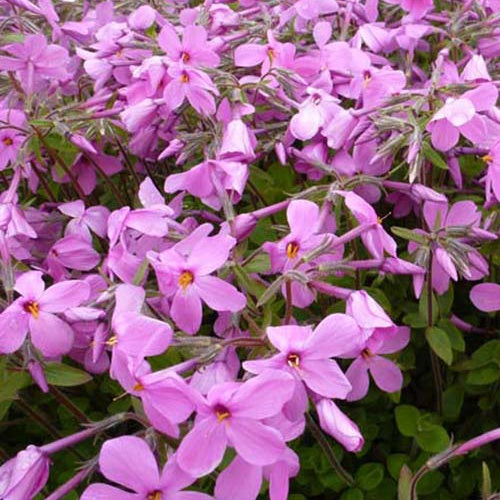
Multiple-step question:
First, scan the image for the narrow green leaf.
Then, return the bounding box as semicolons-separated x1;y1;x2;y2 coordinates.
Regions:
44;362;92;387
391;227;427;244
482;462;492;499
0;371;32;402
425;327;453;365
422;142;448;170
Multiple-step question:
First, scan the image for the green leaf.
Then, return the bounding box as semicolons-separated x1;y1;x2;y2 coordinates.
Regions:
442;385;464;420
422;142;448;170
397;465;413;500
437;286;454;317
0;371;32;402
391;227;427;244
355;463;384;491
438;319;465;352
482;462;491;499
416;424;449;453
387;454;409;481
340;488;364;500
395;405;420;437
466;364;500;385
243;253;270;273
419;289;439;326
44;362;92;387
425;327;452;365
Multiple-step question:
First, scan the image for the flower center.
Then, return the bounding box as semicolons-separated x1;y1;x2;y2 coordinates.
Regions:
178;270;194;290
147;491;162;500
181;51;190;63
106;335;118;346
482;154;493;164
2;137;13;146
180;71;190;83
363;70;372;86
286;241;300;260
133;382;144;392
266;47;275;62
361;348;373;360
214;404;231;423
287;353;300;368
23;300;39;319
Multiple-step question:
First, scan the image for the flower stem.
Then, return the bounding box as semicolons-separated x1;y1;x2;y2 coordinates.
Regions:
306;413;354;487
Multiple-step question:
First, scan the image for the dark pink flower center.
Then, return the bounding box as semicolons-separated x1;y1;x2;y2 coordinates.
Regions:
181;51;190;63
361;348;374;360
2;137;13;146
147;491;162;500
214;404;231;423
286;241;300;259
23;300;39;319
287;352;300;368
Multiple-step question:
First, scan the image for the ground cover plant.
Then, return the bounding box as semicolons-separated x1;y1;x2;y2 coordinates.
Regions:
0;0;499;498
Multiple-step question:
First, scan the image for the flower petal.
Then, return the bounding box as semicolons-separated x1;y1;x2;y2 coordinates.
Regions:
81;484;141;500
214;456;262;500
39;280;90;312
0;311;28;353
30;312;74;358
195;276;246;312
345;357;370;401
99;436;160;494
300;358;352;399
470;283;500;312
369;355;403;393
171;288;203;335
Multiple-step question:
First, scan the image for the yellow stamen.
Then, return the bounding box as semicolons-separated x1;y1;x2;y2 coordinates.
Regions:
24;301;39;319
267;47;275;62
133;382;144;392
178;270;194;291
147;491;162;500
482;154;493;163
106;335;118;346
180;72;190;83
377;216;383;224
287;353;300;368
181;51;190;63
286;242;300;260
216;410;230;423
2;137;13;146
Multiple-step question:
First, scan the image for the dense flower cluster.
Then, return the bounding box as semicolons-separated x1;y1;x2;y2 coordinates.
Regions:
0;0;498;498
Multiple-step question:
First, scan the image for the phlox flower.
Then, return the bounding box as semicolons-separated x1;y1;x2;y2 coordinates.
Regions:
0;109;26;170
0;34;70;93
335;190;397;259
386;0;433;19
243;314;360;399
0;271;90;357
176;370;295;476
343;327;410;401
81;436;213;500
427;83;499;151
0;445;50;499
58;200;109;241
158;23;220;67
148;228;246;334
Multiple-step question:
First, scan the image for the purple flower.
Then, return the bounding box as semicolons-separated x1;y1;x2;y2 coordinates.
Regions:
243;314;359;399
343;327;410;401
177;370;295;476
148;229;246;334
470;283;500;312
81;436;213;500
0;34;70;93
427;83;498;151
0;271;90;357
0;445;50;499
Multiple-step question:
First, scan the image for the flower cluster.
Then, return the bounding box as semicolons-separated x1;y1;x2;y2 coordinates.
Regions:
0;0;499;498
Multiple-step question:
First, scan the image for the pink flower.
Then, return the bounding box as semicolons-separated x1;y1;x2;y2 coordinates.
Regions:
0;34;70;93
58;200;109;241
0;271;90;357
0;445;50;499
343;327;410;401
159;23;220;68
470;283;500;312
427;83;498;151
386;0;433;19
81;436;213;500
243;314;359;399
148;229;246;334
335;190;397;259
177;370;295;476
0;109;26;170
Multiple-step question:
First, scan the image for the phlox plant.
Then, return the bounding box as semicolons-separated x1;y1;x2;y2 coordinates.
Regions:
0;0;499;499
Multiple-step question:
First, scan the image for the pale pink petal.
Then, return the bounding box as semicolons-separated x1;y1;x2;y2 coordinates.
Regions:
187;234;235;275
470;283;500;312
459;115;488;145
39;280;90;312
227;418;285;466
99;436;159;493
194;276;246;312
267;325;312;352
171;288;203;334
445;200;480;227
30;312;74;358
376;326;410;354
369;355;403;393
286;199;320;238
429;119;459;151
177;417;227;476
14;271;45;299
290;105;322;140
306;313;361;358
345;357;370;401
462;83;498;111
215;456;262;500
435;247;458;281
234;44;267;67
81;484;141;500
0;311;29;353
300;358;352;398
